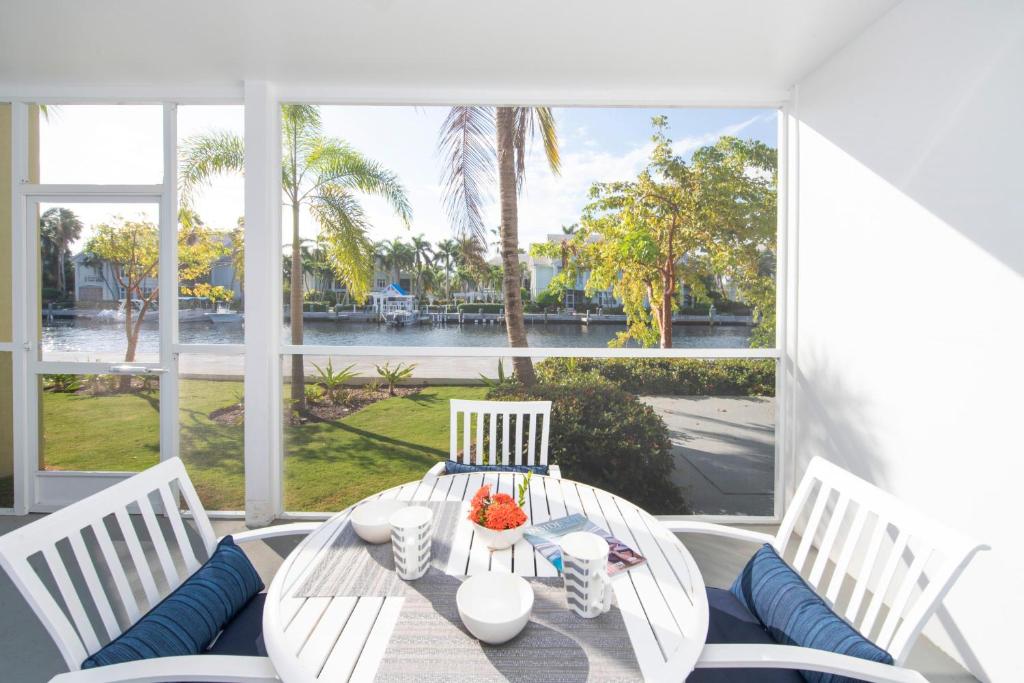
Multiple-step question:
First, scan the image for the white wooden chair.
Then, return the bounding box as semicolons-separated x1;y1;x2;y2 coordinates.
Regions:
665;456;988;683
424;399;560;479
0;457;321;683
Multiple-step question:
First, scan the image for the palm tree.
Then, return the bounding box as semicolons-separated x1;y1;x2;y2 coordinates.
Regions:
438;107;560;384
180;105;411;408
409;234;433;295
433;238;459;301
40;207;83;297
379;238;413;287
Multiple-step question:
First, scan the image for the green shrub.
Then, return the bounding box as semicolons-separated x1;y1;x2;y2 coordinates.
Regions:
536;357;775;397
488;379;686;513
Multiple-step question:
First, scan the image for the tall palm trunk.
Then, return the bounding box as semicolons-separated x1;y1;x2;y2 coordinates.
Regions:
290;201;305;407
495;107;536;385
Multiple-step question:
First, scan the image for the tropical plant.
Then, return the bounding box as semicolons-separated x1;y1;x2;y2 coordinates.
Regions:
179;104;412;408
378;237;414;288
311;358;358;405
536;117;776;348
409;234;433;295
43;374;82;393
478;359;516;390
433;238;459;300
39;207;83;297
84;217;227;389
374;361;416;396
438;106;561;384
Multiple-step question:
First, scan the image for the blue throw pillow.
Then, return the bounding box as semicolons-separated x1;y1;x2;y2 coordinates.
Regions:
730;544;893;683
82;535;263;669
444;461;549;476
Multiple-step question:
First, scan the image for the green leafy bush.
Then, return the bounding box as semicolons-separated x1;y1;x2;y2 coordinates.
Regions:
457;303;504;314
488;379;686;513
536;357;775;397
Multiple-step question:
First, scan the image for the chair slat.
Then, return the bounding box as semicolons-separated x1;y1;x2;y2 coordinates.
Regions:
15;558;90;665
527;413;537;466
475;412;484;465
876;547;933;650
776;474;818;556
173;470;217;557
67;531;120;642
136;493;181;589
793;483;832;573
462;411;471;464
488;411;497;465
514;413;524;465
449;408;458;461
157;484;200;574
845;515;889;623
112;508;160;607
90;519;143;625
826;504;869;603
501;412;510;465
539;412;550;466
860;528;911;638
42;545;101;654
808;492;850;590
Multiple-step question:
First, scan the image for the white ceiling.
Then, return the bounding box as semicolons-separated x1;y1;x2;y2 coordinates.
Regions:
0;0;900;102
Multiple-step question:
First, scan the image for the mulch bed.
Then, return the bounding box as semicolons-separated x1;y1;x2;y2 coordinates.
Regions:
209;385;423;426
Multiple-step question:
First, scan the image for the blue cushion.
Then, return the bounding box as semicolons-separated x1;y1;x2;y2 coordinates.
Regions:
688;588;804;683
444;461;549;476
82;536;264;669
730;544;893;683
205;593;266;657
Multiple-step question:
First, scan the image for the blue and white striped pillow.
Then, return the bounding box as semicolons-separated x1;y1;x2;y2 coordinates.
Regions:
730;544;893;683
82;535;263;669
444;461;549;476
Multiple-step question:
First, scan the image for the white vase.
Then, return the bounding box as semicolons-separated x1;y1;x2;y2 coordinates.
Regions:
472;519;527;550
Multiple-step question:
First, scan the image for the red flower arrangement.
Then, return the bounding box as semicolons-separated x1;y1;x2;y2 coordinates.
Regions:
468;484;528;531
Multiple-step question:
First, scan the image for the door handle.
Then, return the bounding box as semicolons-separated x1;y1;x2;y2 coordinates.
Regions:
109;364;168;375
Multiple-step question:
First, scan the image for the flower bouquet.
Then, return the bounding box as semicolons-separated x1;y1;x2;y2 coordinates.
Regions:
468;473;532;550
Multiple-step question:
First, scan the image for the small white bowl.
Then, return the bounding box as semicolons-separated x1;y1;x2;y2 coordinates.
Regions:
350;500;408;544
456;572;534;644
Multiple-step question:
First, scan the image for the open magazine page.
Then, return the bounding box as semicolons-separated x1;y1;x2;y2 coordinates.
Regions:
522;513;646;576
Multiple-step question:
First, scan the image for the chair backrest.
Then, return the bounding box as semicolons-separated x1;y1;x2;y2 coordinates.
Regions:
449;399;552;467
0;458;217;670
773;457;988;666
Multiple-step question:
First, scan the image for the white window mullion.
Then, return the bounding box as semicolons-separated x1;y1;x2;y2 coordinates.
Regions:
243;81;282;526
11;101;32;514
159;103;179;463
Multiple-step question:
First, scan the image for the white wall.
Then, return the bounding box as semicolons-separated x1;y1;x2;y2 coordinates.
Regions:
792;1;1024;680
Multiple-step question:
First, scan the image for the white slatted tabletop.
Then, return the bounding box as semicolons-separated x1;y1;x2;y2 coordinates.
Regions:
263;474;709;683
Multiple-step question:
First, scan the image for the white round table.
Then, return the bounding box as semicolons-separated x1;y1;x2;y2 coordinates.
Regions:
263;472;709;682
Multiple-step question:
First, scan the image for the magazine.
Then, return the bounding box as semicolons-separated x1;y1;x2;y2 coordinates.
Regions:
522;514;646;576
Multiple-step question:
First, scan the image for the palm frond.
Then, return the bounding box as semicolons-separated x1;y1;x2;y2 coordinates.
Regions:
178;131;245;206
511;107;561;191
305;138;412;225
437;106;496;241
308;182;375;302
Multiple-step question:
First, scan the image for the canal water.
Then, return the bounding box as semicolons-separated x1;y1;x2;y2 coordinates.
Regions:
42;319;751;353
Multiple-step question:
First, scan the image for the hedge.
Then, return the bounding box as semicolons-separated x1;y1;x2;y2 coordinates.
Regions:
535;357;775;397
488;379;687;513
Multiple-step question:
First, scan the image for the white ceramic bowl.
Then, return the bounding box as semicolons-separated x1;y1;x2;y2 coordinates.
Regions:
456;572;534;644
350;500;409;544
471;521;525;550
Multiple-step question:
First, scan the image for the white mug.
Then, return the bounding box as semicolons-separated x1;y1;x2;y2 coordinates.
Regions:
389;505;433;581
560;531;614;618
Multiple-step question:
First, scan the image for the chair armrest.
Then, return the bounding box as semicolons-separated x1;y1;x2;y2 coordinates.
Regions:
658;520;775;545
227;522;322;544
547;464;561;479
696;644;927;683
49;655;279;683
423;461;447;480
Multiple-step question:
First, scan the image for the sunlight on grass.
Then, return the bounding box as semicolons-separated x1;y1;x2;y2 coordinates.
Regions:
40;381;487;512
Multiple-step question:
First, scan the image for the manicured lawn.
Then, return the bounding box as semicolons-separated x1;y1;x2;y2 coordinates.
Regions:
41;381;487;512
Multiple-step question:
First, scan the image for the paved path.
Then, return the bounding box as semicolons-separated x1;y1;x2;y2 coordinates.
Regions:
641;396;776;516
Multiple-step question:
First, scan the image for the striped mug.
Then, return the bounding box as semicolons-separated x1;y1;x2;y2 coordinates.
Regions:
560;531;614;618
389;505;434;581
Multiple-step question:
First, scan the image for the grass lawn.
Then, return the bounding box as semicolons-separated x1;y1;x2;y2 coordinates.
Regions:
42;381;487;512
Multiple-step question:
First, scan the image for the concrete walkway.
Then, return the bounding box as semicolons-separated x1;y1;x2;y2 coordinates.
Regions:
642;396;775;516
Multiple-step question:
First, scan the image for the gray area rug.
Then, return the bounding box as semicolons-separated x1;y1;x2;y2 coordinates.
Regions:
374;577;642;682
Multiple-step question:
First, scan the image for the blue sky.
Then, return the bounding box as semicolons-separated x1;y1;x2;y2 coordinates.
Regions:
39;105;776;254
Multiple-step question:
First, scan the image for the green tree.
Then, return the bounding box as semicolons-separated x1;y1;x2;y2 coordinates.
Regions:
179;105;412;407
433;238;459;300
40;207;83;297
378;237;413;287
84;217;227;388
409;234;434;296
438;107;560;384
538;117;776;348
